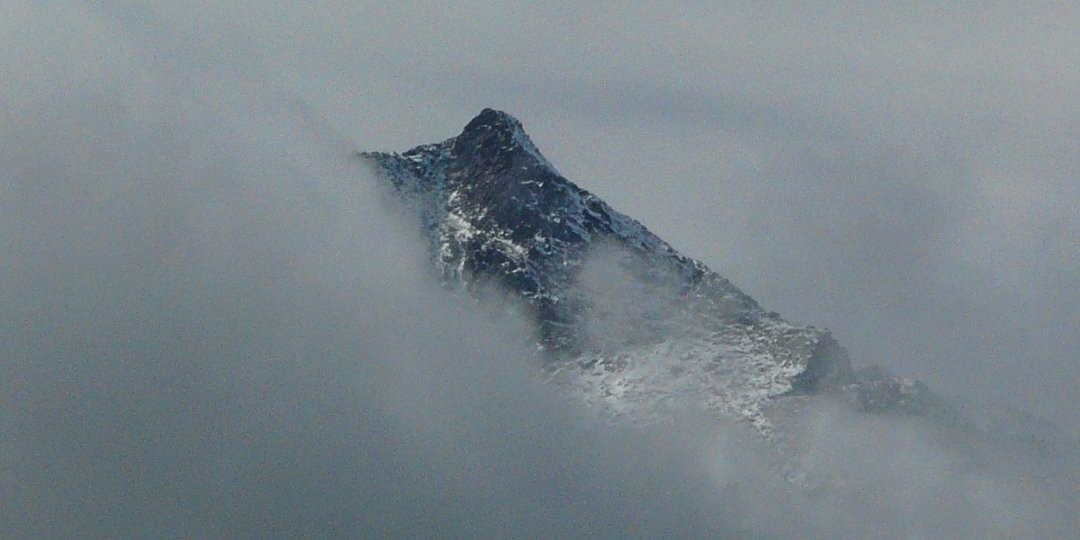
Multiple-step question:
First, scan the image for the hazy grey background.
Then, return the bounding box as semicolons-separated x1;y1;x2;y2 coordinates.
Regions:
220;1;1076;429
1;2;1077;537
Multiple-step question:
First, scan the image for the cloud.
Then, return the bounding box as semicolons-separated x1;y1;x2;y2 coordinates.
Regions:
0;6;731;535
1;3;1076;537
253;1;1078;431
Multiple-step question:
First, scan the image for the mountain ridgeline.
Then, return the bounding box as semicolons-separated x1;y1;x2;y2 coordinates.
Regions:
356;109;1080;522
360;109;945;432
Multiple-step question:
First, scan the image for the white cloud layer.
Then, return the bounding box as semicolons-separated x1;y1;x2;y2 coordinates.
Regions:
1;2;1077;537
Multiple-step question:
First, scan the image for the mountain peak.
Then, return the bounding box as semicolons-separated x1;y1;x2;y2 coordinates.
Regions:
357;112;1041;499
453;108;558;174
354;108;982;446
461;108;522;133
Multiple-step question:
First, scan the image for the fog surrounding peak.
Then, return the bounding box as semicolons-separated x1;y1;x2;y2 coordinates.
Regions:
3;3;1078;537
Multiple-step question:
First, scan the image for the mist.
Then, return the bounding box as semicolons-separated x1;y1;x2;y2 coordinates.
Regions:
204;1;1078;431
2;3;1077;538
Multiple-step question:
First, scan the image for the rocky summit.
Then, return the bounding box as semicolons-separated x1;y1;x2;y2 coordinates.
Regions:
358;108;955;444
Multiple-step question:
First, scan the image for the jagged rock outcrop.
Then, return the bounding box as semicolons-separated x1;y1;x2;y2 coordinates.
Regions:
357;109;1080;521
360;108;950;436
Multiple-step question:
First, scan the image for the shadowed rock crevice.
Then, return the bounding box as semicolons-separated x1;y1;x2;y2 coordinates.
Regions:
789;332;854;394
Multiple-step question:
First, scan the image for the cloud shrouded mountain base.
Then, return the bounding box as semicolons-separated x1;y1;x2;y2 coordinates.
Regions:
1;4;1076;538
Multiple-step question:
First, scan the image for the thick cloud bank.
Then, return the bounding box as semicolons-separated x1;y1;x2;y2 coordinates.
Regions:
0;5;721;536
1;4;1076;538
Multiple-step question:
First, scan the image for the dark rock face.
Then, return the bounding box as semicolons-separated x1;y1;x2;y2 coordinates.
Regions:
846;366;966;427
358;110;1080;511
359;109;973;434
789;333;855;394
362;109;765;355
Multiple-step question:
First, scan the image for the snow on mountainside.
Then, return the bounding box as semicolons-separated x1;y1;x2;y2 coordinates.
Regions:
358;110;1080;518
359;109;945;436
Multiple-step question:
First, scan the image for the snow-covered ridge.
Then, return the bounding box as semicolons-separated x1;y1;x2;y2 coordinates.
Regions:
359;110;969;441
355;110;1080;505
359;109;857;433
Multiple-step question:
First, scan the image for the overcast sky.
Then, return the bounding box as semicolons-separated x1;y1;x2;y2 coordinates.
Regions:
154;2;1079;428
2;2;1078;536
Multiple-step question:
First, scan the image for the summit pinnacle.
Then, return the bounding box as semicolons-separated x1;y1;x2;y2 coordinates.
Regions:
359;110;963;451
359;109;863;432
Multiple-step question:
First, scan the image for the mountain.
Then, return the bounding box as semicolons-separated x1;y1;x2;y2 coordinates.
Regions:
358;108;956;438
357;109;1080;527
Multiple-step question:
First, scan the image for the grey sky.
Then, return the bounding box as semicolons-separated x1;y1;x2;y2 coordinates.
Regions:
2;2;1078;536
188;2;1079;428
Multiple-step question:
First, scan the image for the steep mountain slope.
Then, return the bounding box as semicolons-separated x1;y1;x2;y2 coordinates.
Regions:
359;109;1079;522
359;109;884;435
